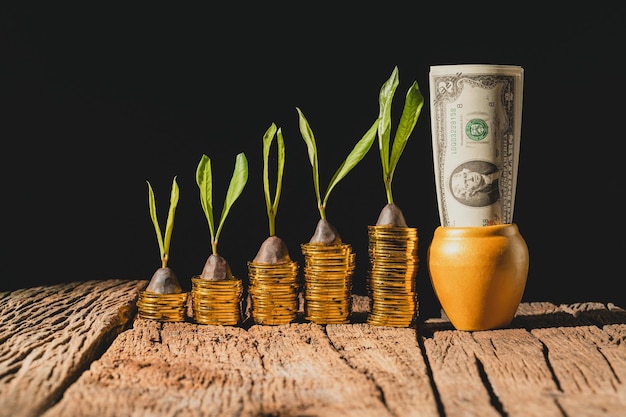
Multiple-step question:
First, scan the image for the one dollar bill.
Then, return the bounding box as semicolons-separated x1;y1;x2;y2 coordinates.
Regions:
429;64;524;227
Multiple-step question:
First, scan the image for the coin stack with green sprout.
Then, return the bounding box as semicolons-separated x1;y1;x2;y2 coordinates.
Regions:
297;107;379;324
247;123;300;325
137;177;188;322
367;66;424;327
191;153;248;326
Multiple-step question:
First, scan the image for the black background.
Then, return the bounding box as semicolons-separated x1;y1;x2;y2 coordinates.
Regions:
3;5;624;317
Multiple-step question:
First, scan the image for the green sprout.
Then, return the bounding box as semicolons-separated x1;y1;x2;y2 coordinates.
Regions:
262;123;285;237
252;123;292;264
297;107;379;221
378;66;424;204
147;176;179;268
196;153;248;255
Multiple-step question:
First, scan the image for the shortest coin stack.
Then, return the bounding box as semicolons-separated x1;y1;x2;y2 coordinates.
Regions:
191;277;243;325
247;261;300;325
367;225;419;327
137;291;188;322
301;242;355;324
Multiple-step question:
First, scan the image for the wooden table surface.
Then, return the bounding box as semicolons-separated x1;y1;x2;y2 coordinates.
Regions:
2;279;625;417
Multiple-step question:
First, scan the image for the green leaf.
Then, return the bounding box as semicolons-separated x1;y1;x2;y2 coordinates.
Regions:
389;81;424;177
215;152;248;241
262;123;278;217
377;66;425;204
323;117;379;206
196;154;215;241
147;180;165;261
262;123;285;236
378;66;400;179
296;107;321;208
163;176;180;261
274;128;285;214
263;123;285;236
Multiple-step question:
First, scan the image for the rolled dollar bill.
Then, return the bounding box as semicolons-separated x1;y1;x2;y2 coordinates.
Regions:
430;64;524;227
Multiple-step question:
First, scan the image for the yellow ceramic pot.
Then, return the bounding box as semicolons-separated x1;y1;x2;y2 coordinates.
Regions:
427;224;529;331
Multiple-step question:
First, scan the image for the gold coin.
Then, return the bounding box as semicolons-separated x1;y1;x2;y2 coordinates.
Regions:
136;291;187;322
190;278;242;326
300;242;356;325
247;261;300;325
366;225;421;328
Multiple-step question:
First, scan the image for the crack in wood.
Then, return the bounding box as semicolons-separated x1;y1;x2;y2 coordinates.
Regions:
414;325;446;417
475;354;507;417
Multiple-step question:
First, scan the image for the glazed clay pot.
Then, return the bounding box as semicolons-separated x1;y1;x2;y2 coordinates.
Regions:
427;224;529;331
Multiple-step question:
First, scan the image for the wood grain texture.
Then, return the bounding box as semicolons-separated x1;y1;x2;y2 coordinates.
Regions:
45;320;404;417
0;279;147;417
44;319;264;416
326;323;440;417
3;280;626;417
248;323;391;416
422;302;626;417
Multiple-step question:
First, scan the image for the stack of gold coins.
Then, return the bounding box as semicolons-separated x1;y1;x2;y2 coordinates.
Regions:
367;225;419;327
301;243;356;324
247;261;300;325
137;291;188;322
191;276;243;325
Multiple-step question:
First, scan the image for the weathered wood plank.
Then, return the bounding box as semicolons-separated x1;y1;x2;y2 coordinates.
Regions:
43;319;265;417
422;302;626;417
42;293;438;417
531;324;626;416
519;302;626;416
5;280;626;417
41;293;431;417
471;328;563;416
248;323;392;416
0;279;147;417
423;330;502;417
326;323;440;417
45;319;396;417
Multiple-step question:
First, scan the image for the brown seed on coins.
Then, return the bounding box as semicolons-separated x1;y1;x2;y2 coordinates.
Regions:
200;253;234;281
145;267;183;294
